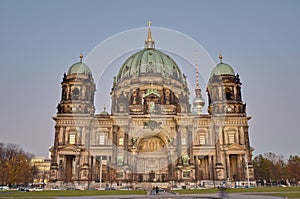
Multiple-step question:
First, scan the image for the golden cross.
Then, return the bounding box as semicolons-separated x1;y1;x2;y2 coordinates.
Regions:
148;20;152;28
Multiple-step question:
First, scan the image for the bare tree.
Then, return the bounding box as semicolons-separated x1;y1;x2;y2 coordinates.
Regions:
0;143;32;186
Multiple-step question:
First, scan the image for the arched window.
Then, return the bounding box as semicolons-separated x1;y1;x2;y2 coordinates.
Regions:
225;87;233;100
72;88;80;100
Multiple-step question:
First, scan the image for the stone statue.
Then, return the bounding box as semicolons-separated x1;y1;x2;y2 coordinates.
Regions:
168;137;174;146
131;137;137;146
149;101;155;113
182;154;190;165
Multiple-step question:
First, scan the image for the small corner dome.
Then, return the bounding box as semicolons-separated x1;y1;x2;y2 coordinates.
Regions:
210;56;235;78
67;54;92;75
67;62;91;75
210;63;235;77
100;108;109;116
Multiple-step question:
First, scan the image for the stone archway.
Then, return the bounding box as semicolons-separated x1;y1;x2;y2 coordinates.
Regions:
136;134;169;182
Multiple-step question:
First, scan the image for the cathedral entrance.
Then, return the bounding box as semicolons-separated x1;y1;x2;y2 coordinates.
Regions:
149;171;155;182
65;155;75;182
230;155;238;180
136;135;169;182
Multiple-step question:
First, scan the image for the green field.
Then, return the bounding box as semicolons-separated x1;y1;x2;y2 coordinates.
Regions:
0;187;299;198
0;189;146;198
173;187;300;198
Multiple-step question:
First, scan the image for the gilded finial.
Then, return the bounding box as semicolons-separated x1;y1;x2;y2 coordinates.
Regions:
148;20;152;28
79;53;83;62
145;20;155;49
219;53;223;63
147;20;153;42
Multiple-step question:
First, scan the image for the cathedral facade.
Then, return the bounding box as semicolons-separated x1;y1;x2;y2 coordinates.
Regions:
49;25;254;189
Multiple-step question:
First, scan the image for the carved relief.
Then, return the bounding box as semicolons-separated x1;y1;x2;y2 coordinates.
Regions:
138;136;165;152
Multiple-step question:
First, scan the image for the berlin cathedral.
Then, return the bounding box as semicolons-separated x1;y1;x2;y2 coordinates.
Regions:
49;23;255;189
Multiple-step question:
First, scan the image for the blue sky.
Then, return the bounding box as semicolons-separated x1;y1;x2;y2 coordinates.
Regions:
0;0;299;158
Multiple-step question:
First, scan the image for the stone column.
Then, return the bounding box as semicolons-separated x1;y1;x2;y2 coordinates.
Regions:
112;125;119;165
215;126;222;164
186;125;194;164
237;154;242;180
239;126;245;145
219;126;224;145
62;126;66;145
123;128;129;165
81;127;86;146
205;157;209;180
226;153;230;179
131;149;138;182
224;128;228;145
79;127;83;145
195;156;199;181
176;127;182;165
53;126;59;163
50;126;60;182
168;149;175;180
209;126;213;145
92;157;96;181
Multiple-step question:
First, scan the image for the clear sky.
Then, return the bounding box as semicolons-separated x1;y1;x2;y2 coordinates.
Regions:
0;0;299;158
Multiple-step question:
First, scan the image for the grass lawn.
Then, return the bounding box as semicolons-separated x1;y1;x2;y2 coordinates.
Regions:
1;187;299;198
0;189;146;198
0;198;55;199
173;187;300;198
173;186;300;194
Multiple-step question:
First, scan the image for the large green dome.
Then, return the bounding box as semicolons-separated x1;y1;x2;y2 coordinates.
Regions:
67;61;91;75
116;48;182;82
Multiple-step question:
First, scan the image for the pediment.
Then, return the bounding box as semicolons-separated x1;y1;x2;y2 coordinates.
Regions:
58;144;83;152
144;92;160;99
227;143;244;151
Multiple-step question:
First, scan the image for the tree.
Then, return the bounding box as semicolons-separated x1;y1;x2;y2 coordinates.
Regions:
0;143;32;186
253;154;273;182
253;153;287;185
286;155;300;185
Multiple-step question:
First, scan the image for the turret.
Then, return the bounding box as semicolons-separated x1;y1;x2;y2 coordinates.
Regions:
207;55;245;115
57;54;96;116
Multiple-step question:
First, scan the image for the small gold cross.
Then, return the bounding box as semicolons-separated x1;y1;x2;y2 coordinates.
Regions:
148;20;152;28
